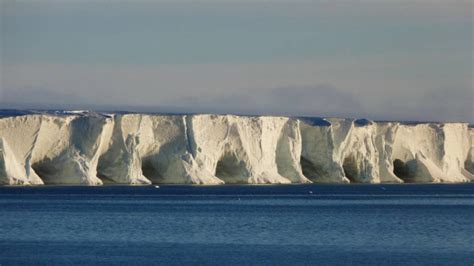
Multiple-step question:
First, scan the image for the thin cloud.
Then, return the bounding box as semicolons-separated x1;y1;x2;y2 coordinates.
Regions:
1;61;472;123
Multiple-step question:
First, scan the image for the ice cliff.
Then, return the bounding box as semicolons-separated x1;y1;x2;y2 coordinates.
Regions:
0;112;472;185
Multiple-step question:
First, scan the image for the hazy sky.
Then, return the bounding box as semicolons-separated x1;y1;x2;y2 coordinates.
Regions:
1;0;473;122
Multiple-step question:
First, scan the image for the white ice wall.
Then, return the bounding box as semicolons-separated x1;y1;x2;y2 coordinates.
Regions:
391;123;471;183
0;112;471;185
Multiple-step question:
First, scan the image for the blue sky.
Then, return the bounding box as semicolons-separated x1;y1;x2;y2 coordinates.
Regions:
1;0;473;122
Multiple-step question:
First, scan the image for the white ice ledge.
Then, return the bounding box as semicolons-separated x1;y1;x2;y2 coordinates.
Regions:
0;113;473;185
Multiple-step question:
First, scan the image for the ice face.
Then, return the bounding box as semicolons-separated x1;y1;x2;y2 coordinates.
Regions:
0;112;472;185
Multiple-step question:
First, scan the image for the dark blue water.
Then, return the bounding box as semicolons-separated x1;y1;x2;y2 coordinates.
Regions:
0;184;473;265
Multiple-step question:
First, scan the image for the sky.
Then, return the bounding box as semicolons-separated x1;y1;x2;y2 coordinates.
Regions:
1;0;473;122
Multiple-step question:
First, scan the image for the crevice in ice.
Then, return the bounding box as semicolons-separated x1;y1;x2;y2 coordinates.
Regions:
465;159;474;175
31;161;54;184
0;159;6;184
300;156;325;181
215;151;248;183
96;172;116;184
342;157;358;183
141;157;163;183
393;159;414;183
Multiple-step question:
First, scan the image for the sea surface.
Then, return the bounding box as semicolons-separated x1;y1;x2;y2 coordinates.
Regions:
0;184;473;265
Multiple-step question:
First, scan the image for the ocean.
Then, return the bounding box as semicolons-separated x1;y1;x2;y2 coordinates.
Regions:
0;184;473;265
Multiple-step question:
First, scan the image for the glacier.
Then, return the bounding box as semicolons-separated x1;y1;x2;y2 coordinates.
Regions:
0;111;472;185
